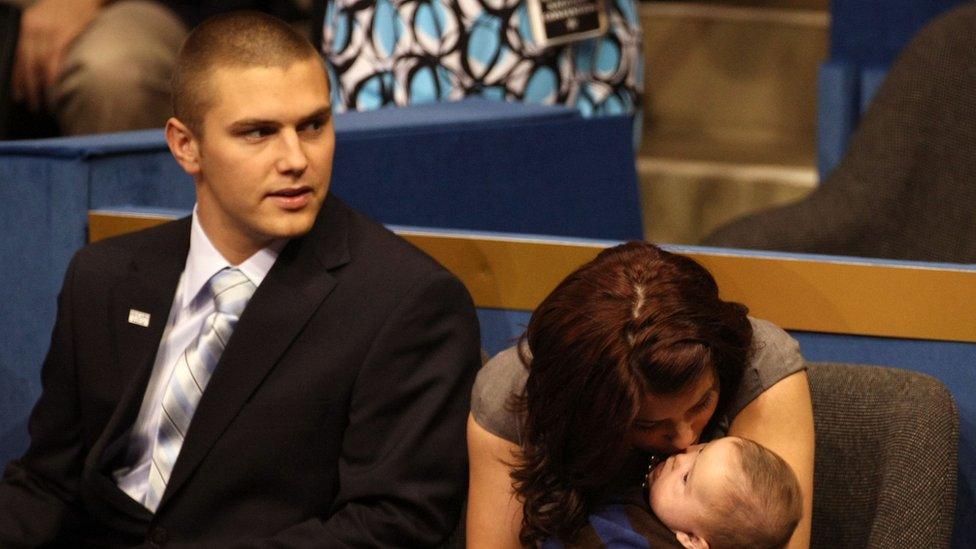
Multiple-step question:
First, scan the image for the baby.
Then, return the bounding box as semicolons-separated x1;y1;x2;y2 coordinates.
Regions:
646;436;802;549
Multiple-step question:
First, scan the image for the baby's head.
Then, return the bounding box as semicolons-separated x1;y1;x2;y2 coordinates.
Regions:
647;436;802;549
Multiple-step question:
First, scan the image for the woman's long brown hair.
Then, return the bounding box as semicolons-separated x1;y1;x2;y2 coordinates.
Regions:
511;242;753;544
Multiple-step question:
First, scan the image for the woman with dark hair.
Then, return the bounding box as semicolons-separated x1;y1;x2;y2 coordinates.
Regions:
466;242;814;548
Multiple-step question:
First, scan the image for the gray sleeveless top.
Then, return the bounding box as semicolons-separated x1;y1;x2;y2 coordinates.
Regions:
470;317;806;444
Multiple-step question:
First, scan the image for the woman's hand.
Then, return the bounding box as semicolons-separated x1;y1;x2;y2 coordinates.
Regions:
466;413;525;549
729;370;814;549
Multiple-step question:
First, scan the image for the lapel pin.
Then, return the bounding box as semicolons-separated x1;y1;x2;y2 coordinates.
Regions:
128;309;151;327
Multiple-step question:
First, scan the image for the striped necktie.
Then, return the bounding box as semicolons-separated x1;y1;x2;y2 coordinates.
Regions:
145;267;256;511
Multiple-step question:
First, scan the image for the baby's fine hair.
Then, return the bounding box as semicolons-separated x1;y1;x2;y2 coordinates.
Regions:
705;437;802;549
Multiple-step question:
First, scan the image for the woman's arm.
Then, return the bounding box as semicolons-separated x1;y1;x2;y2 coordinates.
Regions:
466;413;524;549
728;370;815;549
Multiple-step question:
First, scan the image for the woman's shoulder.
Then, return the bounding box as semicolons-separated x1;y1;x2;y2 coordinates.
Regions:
471;345;529;443
748;316;805;378
727;317;807;418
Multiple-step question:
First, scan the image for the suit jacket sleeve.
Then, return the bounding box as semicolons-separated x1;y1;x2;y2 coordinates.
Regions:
0;253;86;545
234;268;481;547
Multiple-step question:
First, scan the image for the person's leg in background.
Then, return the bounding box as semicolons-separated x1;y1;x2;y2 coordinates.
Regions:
50;0;187;135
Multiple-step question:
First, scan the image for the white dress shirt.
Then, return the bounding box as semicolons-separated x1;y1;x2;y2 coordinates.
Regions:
114;208;284;508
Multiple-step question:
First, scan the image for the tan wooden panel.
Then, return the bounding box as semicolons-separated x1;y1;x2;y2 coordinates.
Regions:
685;252;976;343
89;211;179;243
397;232;604;311
89;211;976;343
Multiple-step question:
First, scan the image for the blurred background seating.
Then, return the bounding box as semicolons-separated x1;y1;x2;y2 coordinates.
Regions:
636;0;968;252
7;0;972;265
818;0;965;178
703;3;976;263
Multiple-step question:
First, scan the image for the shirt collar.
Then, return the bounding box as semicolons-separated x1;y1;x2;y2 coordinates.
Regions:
181;206;286;308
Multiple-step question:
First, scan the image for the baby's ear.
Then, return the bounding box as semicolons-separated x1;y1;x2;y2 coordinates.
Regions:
675;531;709;549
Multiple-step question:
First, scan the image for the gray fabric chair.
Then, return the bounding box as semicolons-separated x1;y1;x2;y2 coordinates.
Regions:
703;4;976;264
808;362;958;548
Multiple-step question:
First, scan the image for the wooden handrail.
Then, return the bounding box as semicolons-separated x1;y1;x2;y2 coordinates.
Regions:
90;210;976;344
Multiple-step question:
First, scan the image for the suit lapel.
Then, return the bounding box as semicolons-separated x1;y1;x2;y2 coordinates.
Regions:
90;218;191;467
161;197;352;505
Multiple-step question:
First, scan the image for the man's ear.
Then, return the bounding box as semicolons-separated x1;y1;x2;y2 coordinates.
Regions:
165;117;202;176
675;531;709;549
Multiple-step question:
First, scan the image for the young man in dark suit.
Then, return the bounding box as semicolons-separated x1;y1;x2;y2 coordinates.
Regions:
0;11;481;546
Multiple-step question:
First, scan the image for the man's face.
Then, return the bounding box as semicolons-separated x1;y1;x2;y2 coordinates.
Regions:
185;56;334;262
647;437;739;541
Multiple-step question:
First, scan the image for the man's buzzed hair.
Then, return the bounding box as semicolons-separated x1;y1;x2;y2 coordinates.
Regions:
172;11;324;135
